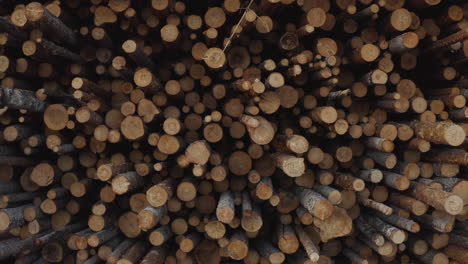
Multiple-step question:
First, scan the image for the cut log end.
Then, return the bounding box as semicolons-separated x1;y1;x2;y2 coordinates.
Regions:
444;195;464;215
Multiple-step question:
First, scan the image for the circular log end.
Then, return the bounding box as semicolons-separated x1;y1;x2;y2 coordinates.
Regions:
44;104;69;131
118;212;141;238
0;211;10;230
216;207;234;224
88;215;104;231
320;107;338;124
134;68;153;87
444;195;464;215
278;234;299;254
390;9;411;32
205;221;225;239
31;163;54;186
138;210;157;230
370;170;383;183
385;154;397;169
204;48;226;69
361;44;380;62
121;116;145;140
149;230;165;246
403;32;419;49
444;124;465;146
176;182;197;202
112;175;130;195
25;2;45;22
70;182;86;197
307;8;326;27
228;240;248;260
241;214;263;233
147;185;168;207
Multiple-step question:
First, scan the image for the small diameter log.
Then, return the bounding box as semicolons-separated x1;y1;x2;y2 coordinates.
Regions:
382;171;410;191
227;231;248;260
372;211;420;233
176;178;197;202
254;238;285;264
204;218;225;239
122;40;156;71
97;163;132;182
358;169;383;183
245;116;275;145
276;224;299;254
183;140;211;165
334;173;365;192
295;187;333;220
241;192;263;233
365;150;397;169
414;214;453;233
408;182;464;215
358;197;393;215
389;32;419;54
313;206;353;242
363;137;394;153
406;235;429;256
149;225;173;246
30;163;61;187
179;232;201;253
111;171;144;195
3;124;32;142
216;191;235;224
272;134;309;154
146;178;174;207
274;153;305;177
0;204;30;230
23;205;44;222
204;48;226;69
411;121;465;147
137;206;166;230
388;193;428;216
356;217;385;247
133;68;161;93
310;106;338;124
121;116;146;141
312;185;342;205
295;225;320;262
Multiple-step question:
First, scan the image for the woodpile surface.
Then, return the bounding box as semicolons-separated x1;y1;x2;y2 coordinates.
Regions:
0;0;468;263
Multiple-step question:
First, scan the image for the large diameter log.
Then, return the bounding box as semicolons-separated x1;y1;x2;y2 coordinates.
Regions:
411;121;465;146
408;182;463;215
295;187;333;220
313;207;352;242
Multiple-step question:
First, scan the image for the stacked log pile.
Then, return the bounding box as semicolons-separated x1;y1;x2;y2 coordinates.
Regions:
0;0;468;263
